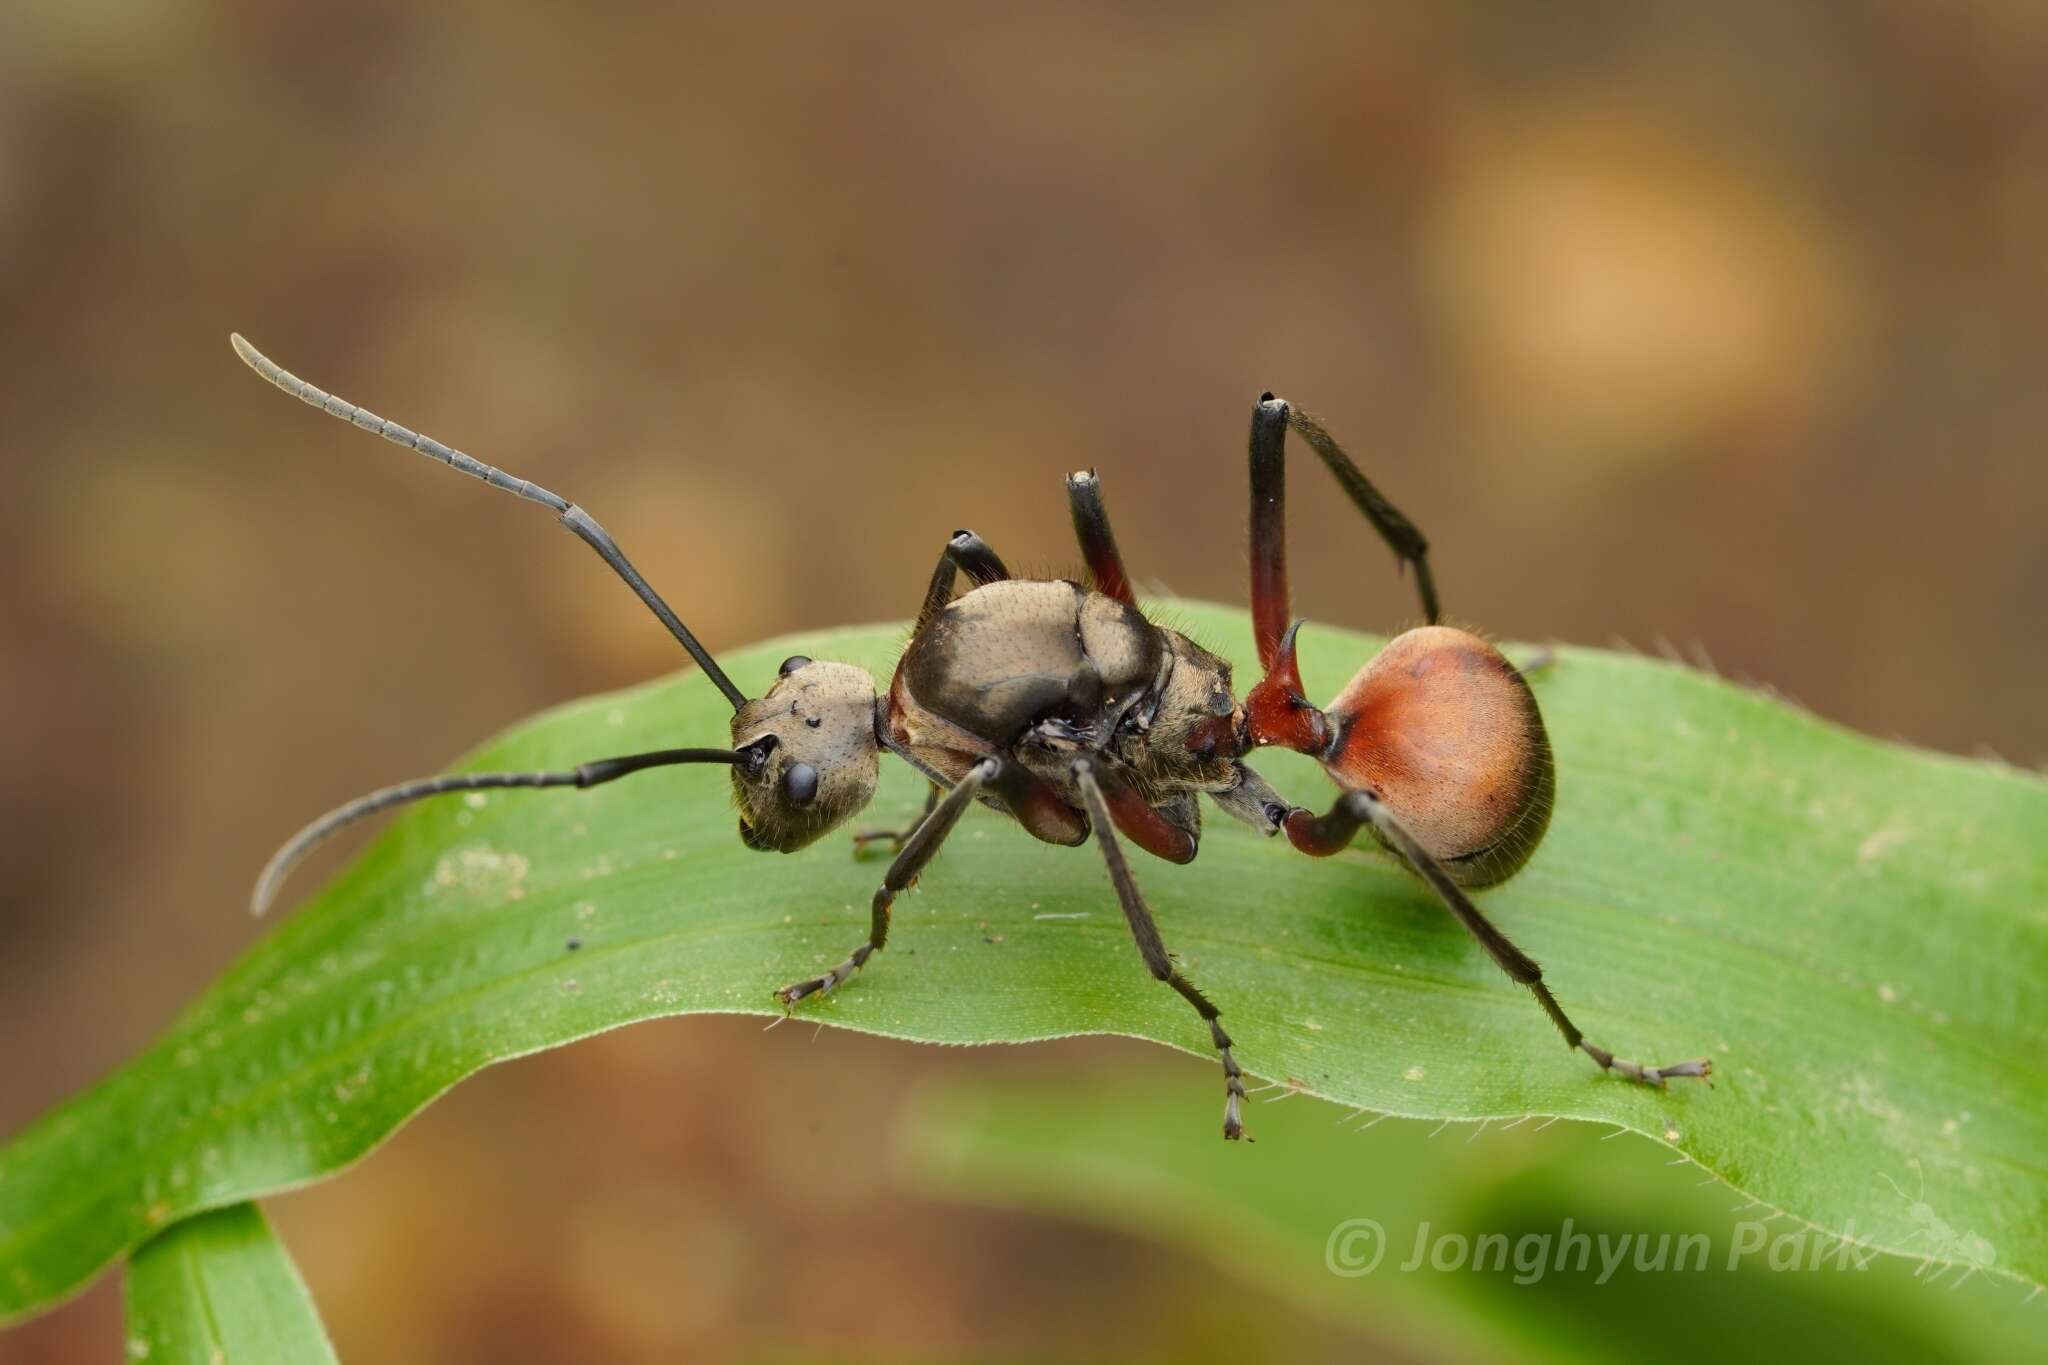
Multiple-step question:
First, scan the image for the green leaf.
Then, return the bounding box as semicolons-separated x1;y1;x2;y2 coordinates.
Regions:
123;1204;337;1365
1;603;2043;1327
898;1068;2046;1365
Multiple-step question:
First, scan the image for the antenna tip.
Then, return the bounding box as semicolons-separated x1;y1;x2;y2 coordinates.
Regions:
229;332;260;366
249;864;282;917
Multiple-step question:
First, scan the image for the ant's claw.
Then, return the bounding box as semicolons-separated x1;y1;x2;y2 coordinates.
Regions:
1223;1101;1249;1142
774;979;824;1008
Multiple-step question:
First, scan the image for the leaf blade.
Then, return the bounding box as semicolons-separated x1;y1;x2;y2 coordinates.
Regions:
897;1068;2045;1365
123;1204;337;1365
3;603;2043;1325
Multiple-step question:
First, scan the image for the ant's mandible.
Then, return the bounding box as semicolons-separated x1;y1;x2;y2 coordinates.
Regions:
232;335;1712;1140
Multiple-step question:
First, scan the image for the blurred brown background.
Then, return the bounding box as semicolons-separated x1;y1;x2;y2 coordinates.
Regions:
2;1;2044;1360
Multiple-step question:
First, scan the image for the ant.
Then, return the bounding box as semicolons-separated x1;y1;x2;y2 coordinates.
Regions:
232;334;1711;1140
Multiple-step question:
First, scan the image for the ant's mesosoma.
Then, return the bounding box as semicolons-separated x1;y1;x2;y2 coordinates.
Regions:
232;334;1710;1140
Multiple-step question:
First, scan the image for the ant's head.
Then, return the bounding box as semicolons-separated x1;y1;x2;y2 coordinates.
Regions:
227;333;892;910
730;655;881;853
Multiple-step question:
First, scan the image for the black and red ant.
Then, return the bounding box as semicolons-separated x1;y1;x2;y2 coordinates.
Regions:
233;334;1711;1140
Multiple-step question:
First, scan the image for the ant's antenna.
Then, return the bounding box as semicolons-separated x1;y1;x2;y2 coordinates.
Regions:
230;334;749;711
250;745;759;915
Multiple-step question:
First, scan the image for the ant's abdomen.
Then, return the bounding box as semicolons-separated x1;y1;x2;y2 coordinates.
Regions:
1322;626;1554;887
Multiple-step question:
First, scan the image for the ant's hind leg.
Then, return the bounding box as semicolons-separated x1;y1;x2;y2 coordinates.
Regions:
1247;394;1438;674
851;783;940;858
1209;762;1290;838
1285;788;1713;1089
1073;759;1251;1140
778;760;996;1006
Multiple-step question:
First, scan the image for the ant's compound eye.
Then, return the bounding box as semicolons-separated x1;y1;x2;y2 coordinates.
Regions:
778;655;812;677
782;761;820;808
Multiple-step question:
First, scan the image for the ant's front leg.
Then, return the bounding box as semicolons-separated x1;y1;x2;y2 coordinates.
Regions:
1285;788;1713;1089
851;783;940;858
778;760;996;1006
914;530;1010;633
850;528;1008;861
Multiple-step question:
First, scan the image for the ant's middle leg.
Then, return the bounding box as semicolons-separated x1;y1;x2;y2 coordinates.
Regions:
778;759;998;1006
1064;470;1136;606
1284;788;1713;1088
1073;758;1250;1140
